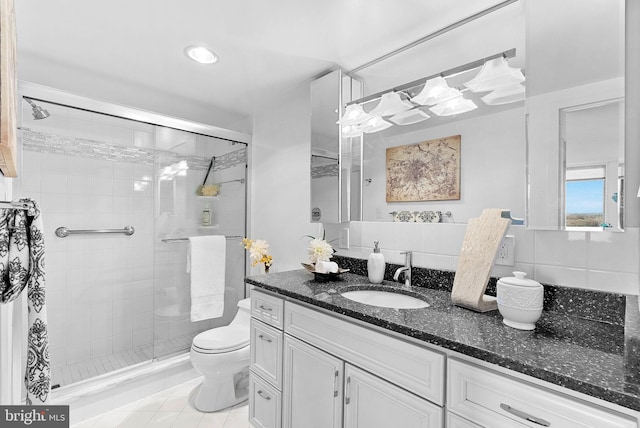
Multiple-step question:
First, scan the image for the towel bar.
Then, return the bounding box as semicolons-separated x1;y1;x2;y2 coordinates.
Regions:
161;235;242;243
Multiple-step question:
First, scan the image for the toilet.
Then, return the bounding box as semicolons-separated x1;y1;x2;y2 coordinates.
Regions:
190;298;251;412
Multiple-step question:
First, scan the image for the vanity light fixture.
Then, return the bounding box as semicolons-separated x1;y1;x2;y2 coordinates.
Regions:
481;82;525;105
464;56;524;92
410;76;462;106
359;116;393;133
341;124;363;138
389;108;430;126
337;104;374;125
429;97;477;116
184;45;219;64
369;92;414;117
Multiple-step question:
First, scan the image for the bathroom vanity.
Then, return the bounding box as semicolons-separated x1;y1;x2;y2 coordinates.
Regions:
246;270;640;428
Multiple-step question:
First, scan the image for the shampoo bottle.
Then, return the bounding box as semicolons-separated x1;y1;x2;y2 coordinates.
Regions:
367;240;385;284
201;204;212;226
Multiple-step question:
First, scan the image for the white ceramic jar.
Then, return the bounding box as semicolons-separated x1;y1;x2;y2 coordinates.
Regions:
497;272;544;330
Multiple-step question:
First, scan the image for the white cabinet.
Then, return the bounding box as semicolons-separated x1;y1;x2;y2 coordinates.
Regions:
447;358;637;428
249;372;282;428
251;291;284;329
284;300;445;405
446;412;483;428
250;289;285;428
344;364;442;428
250;319;283;388
283;336;343;428
250;287;638;428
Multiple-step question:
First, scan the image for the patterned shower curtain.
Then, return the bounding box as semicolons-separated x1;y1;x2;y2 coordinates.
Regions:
0;199;50;405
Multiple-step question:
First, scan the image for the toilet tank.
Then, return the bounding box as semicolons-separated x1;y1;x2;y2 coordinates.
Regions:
231;298;251;326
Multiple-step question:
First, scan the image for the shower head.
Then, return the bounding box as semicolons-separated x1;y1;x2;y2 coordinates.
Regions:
24;98;50;120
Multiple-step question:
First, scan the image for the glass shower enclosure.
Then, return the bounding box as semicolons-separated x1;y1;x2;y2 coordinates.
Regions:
17;97;247;389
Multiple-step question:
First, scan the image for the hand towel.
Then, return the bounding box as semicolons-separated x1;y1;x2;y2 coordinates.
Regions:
316;260;339;273
188;235;226;321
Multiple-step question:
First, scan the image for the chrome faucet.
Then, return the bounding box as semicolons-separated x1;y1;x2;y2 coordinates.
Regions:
393;251;412;288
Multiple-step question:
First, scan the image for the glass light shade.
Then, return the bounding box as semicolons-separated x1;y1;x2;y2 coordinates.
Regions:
429;97;477;116
410;76;462;106
337;104;374;125
389;109;430;126
481;83;525;105
464;57;525;92
369;92;413;116
359;116;392;133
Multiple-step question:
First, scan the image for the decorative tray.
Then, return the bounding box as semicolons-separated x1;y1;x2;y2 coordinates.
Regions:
301;263;349;280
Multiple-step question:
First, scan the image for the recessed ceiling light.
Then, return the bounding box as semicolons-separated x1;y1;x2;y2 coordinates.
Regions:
184;46;219;65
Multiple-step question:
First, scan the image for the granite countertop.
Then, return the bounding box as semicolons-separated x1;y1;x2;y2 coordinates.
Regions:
246;269;640;412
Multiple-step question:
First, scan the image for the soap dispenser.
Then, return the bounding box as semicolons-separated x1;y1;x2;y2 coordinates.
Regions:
368;241;385;284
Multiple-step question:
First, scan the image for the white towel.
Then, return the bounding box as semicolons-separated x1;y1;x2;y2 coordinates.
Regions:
188;235;226;321
316;260;339;273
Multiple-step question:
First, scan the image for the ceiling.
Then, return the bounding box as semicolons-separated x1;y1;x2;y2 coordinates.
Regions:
14;0;507;131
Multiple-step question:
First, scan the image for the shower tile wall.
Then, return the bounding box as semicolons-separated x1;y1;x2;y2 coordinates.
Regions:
21;147;155;386
19;101;247;387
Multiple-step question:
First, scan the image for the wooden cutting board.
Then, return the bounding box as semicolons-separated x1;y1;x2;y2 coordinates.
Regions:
451;208;511;312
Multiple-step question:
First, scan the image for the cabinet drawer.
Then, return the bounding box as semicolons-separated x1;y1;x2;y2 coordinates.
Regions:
250;319;283;389
284;301;445;406
251;289;284;329
249;372;282;428
448;359;637;428
446;412;483;428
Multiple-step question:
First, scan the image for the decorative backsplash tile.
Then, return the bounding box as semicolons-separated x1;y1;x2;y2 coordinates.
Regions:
311;164;339;179
21;129;247;172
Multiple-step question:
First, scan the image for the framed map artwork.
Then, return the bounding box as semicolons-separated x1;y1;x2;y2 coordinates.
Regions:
386;135;460;202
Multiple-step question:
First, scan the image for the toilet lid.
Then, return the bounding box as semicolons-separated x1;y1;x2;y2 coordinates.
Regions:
192;325;249;354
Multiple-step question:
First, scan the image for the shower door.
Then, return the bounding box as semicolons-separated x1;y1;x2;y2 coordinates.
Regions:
17;98;247;389
152;125;247;358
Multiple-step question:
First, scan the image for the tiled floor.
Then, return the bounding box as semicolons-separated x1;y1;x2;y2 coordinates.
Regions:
72;376;250;428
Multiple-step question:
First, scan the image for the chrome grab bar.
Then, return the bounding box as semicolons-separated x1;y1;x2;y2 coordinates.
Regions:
55;226;135;238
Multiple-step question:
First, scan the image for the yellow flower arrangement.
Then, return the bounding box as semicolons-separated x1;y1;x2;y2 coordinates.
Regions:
242;237;273;272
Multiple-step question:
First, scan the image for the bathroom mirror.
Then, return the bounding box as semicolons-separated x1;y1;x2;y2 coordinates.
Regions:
311;70;363;223
525;0;625;230
311;70;341;223
352;1;526;223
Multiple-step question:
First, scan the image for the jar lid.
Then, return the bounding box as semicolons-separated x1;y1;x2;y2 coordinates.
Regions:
498;271;541;288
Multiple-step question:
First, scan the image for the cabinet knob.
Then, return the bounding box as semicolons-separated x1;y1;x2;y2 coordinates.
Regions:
258;304;273;312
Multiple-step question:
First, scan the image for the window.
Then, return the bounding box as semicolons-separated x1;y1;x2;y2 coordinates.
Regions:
565;166;605;228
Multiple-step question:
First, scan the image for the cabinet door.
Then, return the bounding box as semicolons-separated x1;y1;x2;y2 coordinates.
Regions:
283;335;343;428
344;364;443;428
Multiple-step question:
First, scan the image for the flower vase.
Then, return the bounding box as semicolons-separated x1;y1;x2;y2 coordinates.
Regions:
264;264;270;274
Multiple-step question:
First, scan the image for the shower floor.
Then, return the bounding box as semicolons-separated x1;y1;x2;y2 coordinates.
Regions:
51;334;196;388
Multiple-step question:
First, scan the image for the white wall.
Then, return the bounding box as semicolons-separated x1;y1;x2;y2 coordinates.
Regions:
249;83;318;274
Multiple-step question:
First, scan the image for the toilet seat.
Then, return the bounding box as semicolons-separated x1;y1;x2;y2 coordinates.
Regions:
192;325;249;354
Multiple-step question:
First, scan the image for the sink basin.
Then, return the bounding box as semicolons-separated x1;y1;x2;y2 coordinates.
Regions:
340;289;430;309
